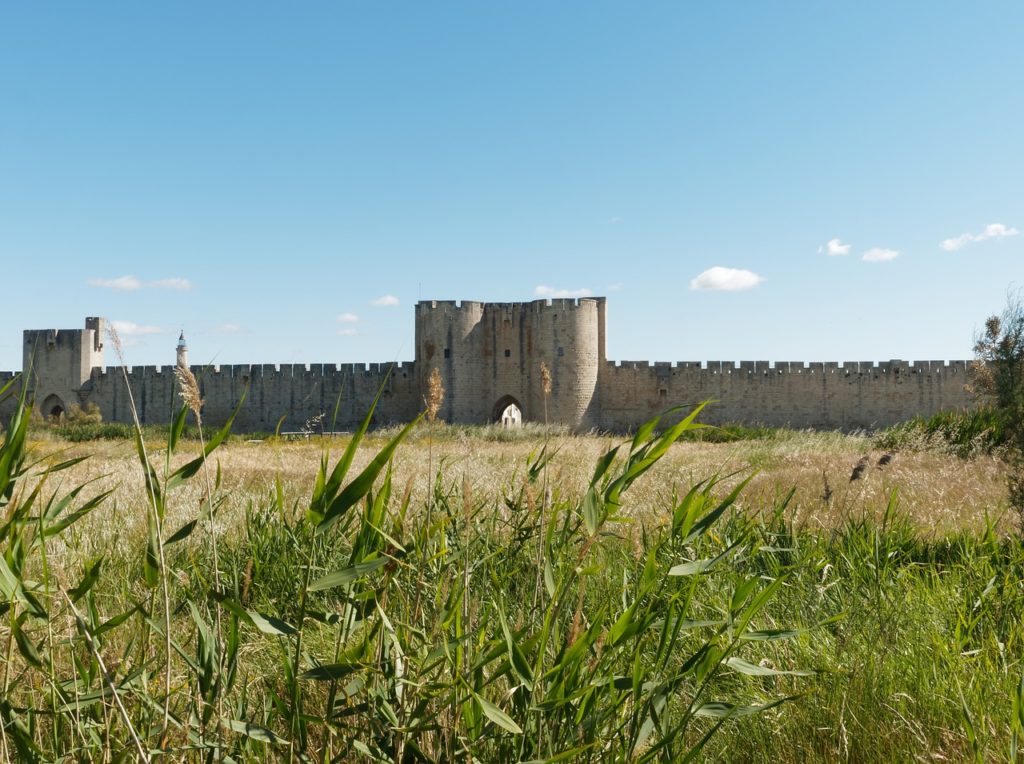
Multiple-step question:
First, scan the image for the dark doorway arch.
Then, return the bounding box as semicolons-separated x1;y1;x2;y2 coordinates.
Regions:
492;395;523;427
41;394;66;422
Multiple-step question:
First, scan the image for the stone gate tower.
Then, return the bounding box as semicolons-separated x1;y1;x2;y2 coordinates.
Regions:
414;298;606;429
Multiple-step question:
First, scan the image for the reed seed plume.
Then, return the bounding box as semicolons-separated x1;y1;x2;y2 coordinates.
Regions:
425;367;444;423
301;411;325;436
540;361;552;397
174;364;204;425
107;321;125;364
849;455;870;482
105;319;175;736
241;557;254;605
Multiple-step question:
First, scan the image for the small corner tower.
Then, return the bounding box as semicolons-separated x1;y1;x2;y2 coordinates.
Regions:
22;317;106;419
176;331;188;369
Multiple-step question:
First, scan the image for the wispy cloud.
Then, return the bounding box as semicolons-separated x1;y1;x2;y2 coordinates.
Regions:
88;275;192;291
606;283;623;292
371;295;400;307
534;285;593;299
337;328;358;337
941;223;1019;252
862;247;899;262
111;320;164;336
89;275;142;291
150;277;193;291
215;323;241;334
818;238;851;256
337;312;360;323
689;267;764;292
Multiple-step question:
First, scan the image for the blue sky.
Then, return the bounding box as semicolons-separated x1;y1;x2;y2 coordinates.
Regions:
2;2;1022;370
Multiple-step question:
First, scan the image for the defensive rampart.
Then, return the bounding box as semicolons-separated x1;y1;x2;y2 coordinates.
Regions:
598;359;973;431
3;305;977;432
81;362;421;432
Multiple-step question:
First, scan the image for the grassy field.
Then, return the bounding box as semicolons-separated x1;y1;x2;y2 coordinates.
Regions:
3;400;1023;762
36;423;1009;543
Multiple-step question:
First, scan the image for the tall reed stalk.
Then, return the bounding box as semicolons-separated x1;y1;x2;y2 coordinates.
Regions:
107;326;176;739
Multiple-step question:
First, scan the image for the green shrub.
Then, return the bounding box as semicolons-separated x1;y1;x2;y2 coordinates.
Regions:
55;420;136;441
972;294;1024;525
65;401;103;424
875;406;1004;457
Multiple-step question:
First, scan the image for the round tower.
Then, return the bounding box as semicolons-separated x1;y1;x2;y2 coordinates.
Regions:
176;331;188;369
526;298;601;430
415;301;486;422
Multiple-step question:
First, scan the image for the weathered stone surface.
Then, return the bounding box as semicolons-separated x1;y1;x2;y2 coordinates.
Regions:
5;302;974;432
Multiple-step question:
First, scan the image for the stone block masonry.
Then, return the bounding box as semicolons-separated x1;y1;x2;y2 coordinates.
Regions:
80;362;420;432
4;303;974;433
598;359;972;431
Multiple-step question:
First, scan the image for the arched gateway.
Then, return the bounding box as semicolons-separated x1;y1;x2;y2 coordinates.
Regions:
493;395;523;427
41;394;66;421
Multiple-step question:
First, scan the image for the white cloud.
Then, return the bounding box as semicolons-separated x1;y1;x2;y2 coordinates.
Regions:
89;275;142;291
87;275;193;291
940;233;973;252
862;247;899;262
689;267;764;292
337;312;360;323
216;323;241;334
150;277;192;291
337;328;358;336
983;223;1018;238
606;283;623;292
941;222;1019;251
534;285;594;298
371;295;400;307
819;238;851;256
111;320;164;336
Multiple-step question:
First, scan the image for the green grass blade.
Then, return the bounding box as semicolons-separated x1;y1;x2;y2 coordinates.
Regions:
317;414;422;533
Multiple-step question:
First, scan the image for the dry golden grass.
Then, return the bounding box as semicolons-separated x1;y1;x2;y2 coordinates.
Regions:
26;427;1010;567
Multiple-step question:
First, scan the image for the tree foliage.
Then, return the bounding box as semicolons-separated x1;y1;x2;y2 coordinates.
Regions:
972;293;1024;519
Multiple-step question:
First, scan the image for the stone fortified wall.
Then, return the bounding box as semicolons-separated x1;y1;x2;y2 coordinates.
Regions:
2;304;976;432
9;318;420;431
80;361;421;432
600;358;973;431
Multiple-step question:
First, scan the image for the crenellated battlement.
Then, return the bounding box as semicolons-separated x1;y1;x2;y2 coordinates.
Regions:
533;296;603;309
416;299;482;312
9;304;976;432
603;359;972;374
88;361;417;380
416;297;603;314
